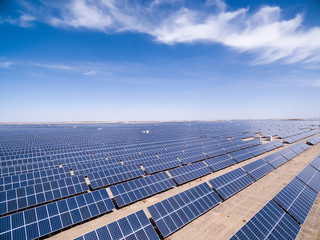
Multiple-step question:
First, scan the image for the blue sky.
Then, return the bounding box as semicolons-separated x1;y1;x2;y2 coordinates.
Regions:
1;0;320;122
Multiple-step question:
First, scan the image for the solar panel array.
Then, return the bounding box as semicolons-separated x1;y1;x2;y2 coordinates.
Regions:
209;168;254;200
307;134;320;146
283;129;320;144
0;175;88;215
310;154;320;171
296;165;320;193
0;189;114;240
87;164;145;190
74;210;159;240
262;142;309;169
110;172;175;207
230;153;320;240
230;200;301;240
242;158;274;181
0;167;71;191
273;178;317;224
0;121;319;240
147;182;222;238
168;162;211;185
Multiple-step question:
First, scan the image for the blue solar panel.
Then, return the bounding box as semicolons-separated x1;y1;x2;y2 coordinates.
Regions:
229;149;254;163
280;149;297;161
273;177;317;224
203;147;226;158
73;210;159;240
242;159;274;181
307;134;320;145
209;168;254;200
147;182;221;238
168;162;212;185
0;175;89;215
177;149;206;164
310;155;320;171
248;145;266;157
110;172;175;207
262;153;287;169
0;189;114;239
0;167;71;191
87;164;145;189
230;200;301;240
296;165;320;193
141;157;181;174
205;154;236;171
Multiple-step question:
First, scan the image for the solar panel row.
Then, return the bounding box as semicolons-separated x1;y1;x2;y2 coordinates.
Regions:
0;167;71;191
204;141;283;172
296;165;320;193
168;162;212;185
307;134;320;146
87;164;145;190
209;168;254;200
0;175;88;215
74;210;159;240
242;158;274;181
230;200;301;240
142;157;181;174
284;129;320;144
110;172;175;207
147;182;222;238
0;189;114;240
273;178;317;224
230;153;320;240
310;154;320;171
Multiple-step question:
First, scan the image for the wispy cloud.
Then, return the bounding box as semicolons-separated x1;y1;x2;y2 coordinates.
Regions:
3;0;320;65
312;80;320;87
31;63;73;70
0;11;36;27
0;62;13;68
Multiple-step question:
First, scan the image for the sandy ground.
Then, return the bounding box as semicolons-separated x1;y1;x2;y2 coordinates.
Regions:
48;138;320;240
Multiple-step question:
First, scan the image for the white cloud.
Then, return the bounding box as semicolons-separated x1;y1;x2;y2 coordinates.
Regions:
0;62;13;68
0;12;36;27
31;63;73;70
5;0;320;65
312;80;320;87
84;70;96;75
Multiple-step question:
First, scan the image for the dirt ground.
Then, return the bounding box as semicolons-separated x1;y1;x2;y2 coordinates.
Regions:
49;138;320;240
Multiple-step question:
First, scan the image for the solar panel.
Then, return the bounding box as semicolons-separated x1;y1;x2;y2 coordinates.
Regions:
280;148;297;161
141;157;181;174
310;155;320;171
87;164;145;190
168;162;212;185
177;150;206;164
203;147;226;158
0;175;89;215
229;149;253;163
248;145;266;157
296;165;320;193
230;200;301;240
273;177;317;224
0;189;114;239
73;210;159;240
0;167;72;191
204;154;236;171
263;153;287;169
242;159;274;181
147;182;221;238
307;134;320;145
209;168;254;200
110;172;175;207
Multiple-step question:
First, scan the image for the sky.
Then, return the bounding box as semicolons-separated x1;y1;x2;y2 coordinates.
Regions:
1;0;320;122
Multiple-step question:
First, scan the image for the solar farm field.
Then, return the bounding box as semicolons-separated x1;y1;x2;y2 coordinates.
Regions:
1;120;320;240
